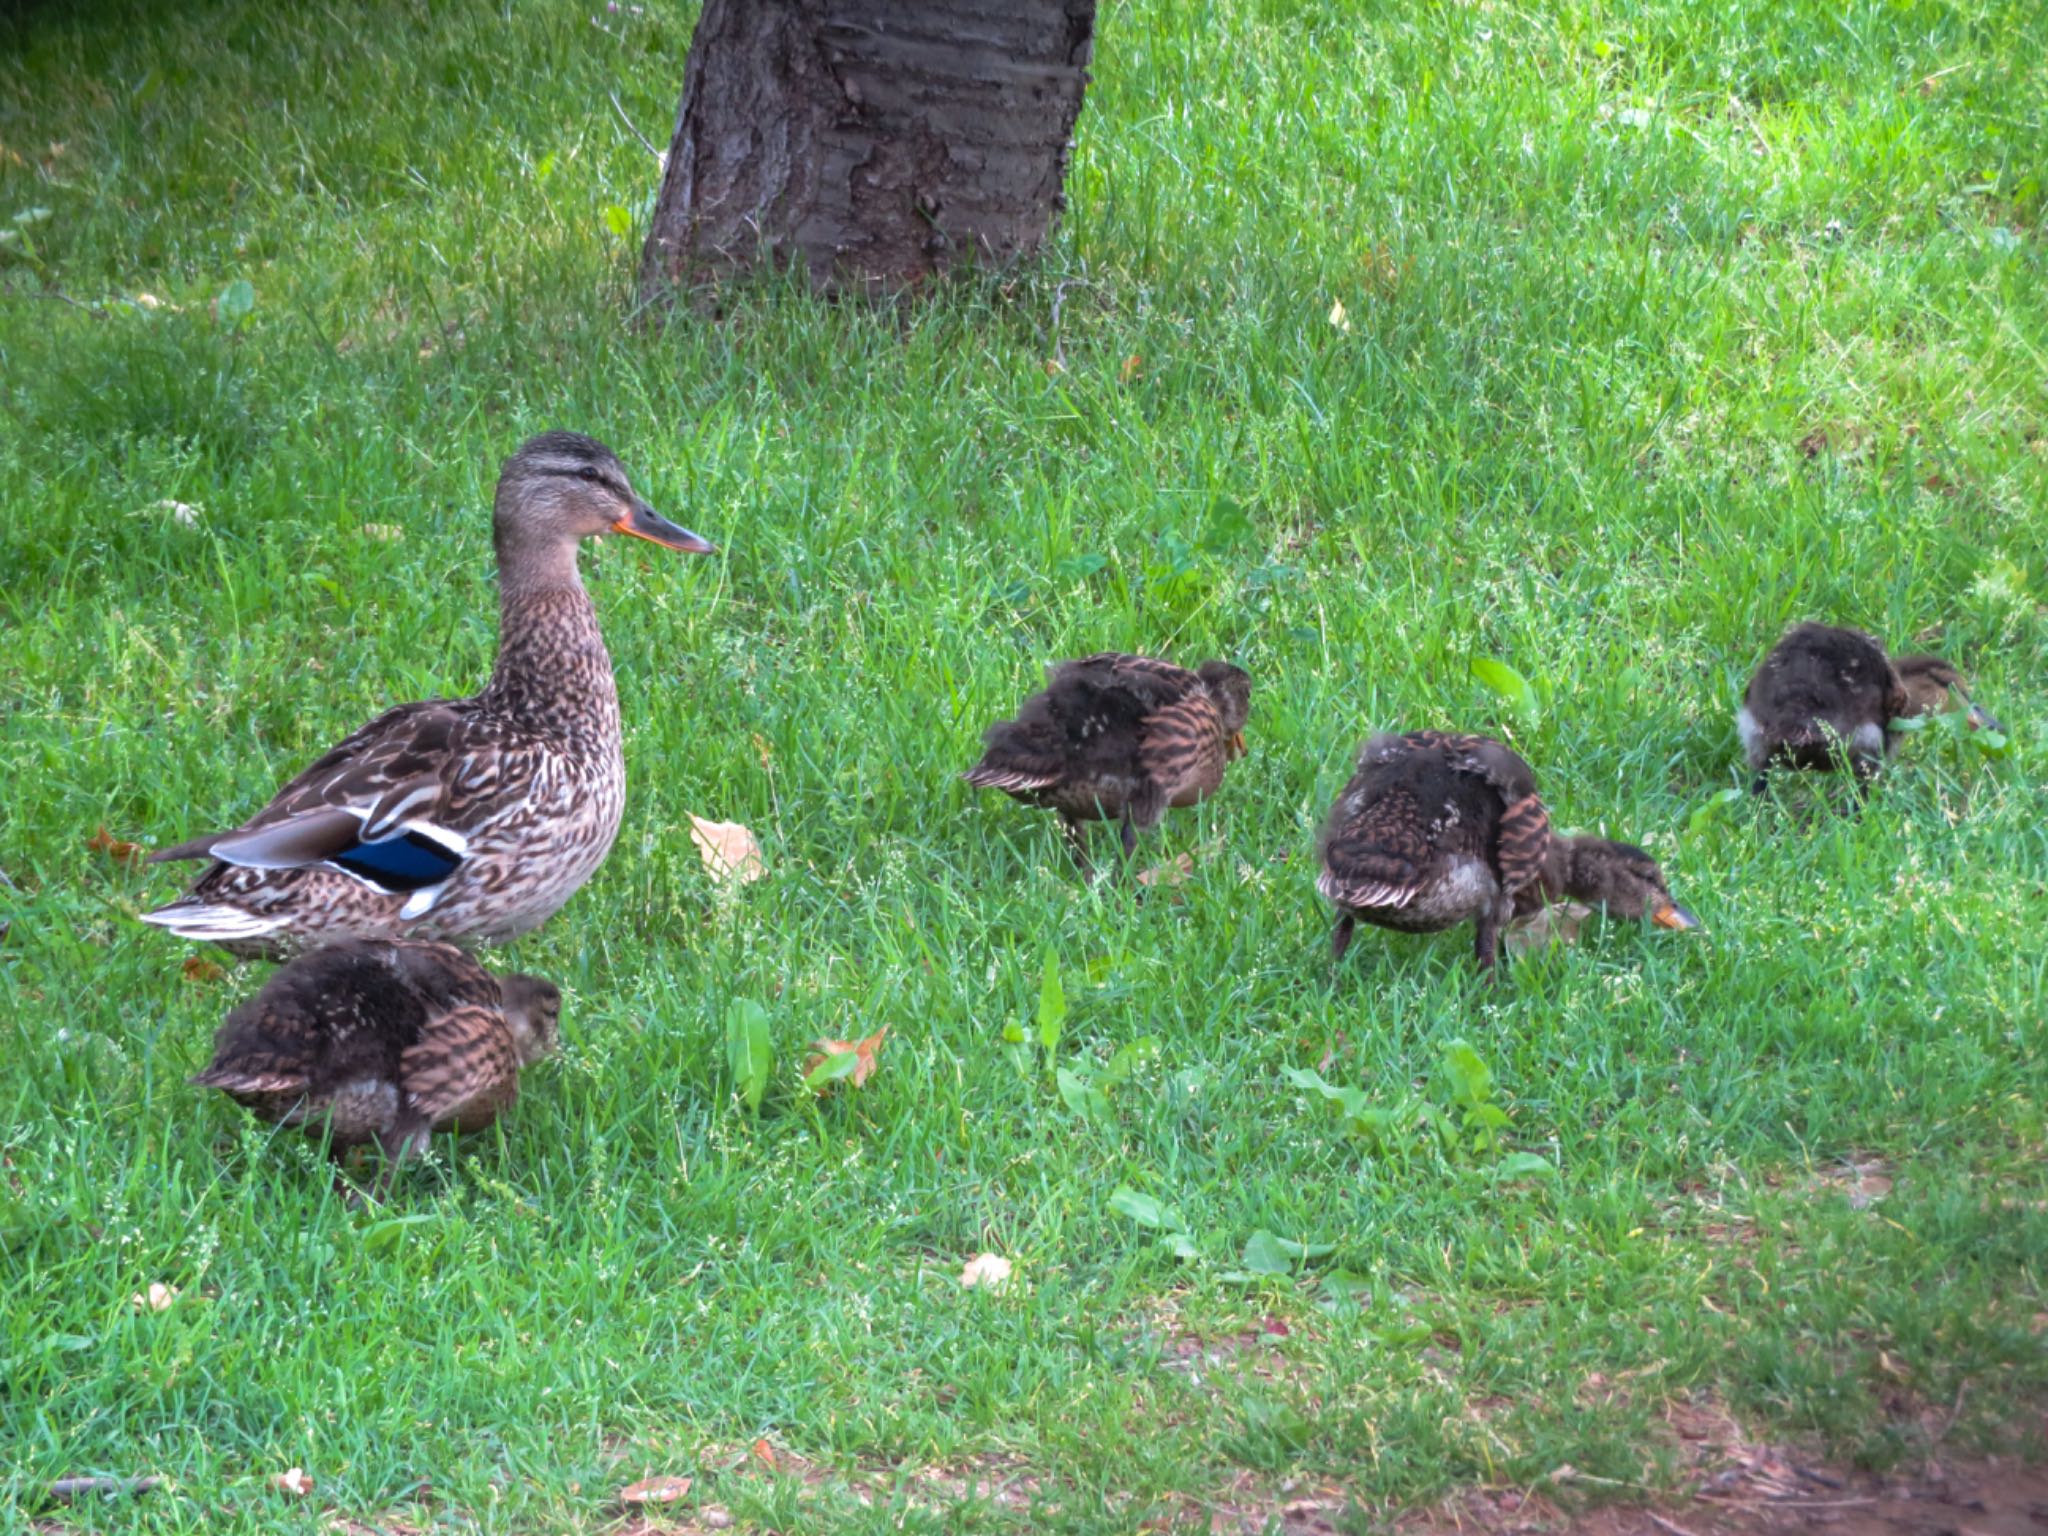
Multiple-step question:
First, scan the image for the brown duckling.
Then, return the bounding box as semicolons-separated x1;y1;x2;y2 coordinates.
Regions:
1317;731;1697;973
964;652;1252;865
191;938;560;1192
1739;623;1997;792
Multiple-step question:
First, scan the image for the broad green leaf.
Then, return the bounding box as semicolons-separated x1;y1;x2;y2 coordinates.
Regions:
1319;1268;1372;1301
1492;1151;1558;1180
1470;656;1538;717
802;1048;860;1093
1270;1234;1337;1261
216;278;255;327
361;1213;439;1254
724;999;774;1115
1161;1230;1201;1261
1109;1186;1179;1231
1036;951;1066;1051
1888;713;1929;733
1241;1229;1294;1275
1056;1066;1110;1122
1974;728;2009;757
1440;1039;1493;1107
1687;786;1745;835
601;203;633;237
1101;1034;1160;1086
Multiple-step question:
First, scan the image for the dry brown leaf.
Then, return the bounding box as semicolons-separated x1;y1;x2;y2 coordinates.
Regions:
959;1253;1014;1293
750;732;774;771
750;1438;778;1471
130;1282;177;1312
1119;353;1143;383
688;815;765;886
1136;852;1195;888
1041;357;1065;376
804;1026;889;1090
88;826;144;866
1504;901;1593;956
272;1468;314;1497
617;1474;692;1506
181;956;227;985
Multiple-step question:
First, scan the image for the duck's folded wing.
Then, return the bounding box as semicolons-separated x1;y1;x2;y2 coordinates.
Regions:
1054;653;1200;712
1138;692;1224;800
400;1007;518;1125
1446;737;1540;803
150;702;482;901
1318;789;1427;909
205;779;464;894
1492;792;1552;900
963;723;1066;790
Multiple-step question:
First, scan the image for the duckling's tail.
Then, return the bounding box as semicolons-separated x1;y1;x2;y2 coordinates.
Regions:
963;721;1064;791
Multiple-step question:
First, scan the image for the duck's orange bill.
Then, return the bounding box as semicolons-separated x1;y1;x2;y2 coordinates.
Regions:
1652;901;1700;931
614;502;717;555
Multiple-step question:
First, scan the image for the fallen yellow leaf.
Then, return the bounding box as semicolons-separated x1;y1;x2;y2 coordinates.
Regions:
1504;901;1593;956
88;826;144;866
130;1282;177;1312
688;815;765;885
272;1468;314;1497
1119;353;1143;383
617;1474;692;1506
1136;852;1195;888
1328;298;1352;334
959;1253;1014;1292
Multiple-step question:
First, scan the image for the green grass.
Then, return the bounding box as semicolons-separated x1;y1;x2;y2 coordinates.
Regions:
3;0;2046;1530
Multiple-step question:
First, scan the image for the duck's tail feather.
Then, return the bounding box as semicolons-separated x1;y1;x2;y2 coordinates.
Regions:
138;900;288;944
964;720;1065;791
148;834;226;864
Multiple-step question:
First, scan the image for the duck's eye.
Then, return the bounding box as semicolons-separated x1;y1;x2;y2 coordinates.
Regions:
578;466;602;483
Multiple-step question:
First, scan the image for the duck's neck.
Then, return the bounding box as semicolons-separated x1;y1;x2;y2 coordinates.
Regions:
479;534;621;747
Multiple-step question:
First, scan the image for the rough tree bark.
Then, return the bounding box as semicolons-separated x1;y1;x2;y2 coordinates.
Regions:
638;0;1096;300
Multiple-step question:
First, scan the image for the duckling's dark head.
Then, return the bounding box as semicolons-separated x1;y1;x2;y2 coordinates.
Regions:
495;431;715;561
1556;837;1699;931
500;973;563;1065
1893;655;1998;731
1196;660;1253;751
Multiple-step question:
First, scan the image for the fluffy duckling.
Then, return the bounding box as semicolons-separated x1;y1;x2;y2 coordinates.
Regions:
191;939;560;1191
1739;623;1997;791
1317;731;1697;973
963;652;1252;866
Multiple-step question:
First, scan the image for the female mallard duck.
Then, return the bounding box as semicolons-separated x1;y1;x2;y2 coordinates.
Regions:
143;432;715;958
963;652;1252;866
191;938;560;1189
1317;731;1697;973
1738;622;1997;792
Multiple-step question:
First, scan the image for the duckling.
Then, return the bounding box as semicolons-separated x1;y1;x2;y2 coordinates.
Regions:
963;652;1252;866
143;432;717;958
190;939;560;1192
1317;731;1696;973
1738;623;1997;792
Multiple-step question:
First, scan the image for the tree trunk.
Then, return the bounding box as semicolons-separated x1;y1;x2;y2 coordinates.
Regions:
638;0;1095;300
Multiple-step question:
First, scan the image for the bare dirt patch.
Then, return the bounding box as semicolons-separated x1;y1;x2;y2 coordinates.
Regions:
1388;1396;2047;1536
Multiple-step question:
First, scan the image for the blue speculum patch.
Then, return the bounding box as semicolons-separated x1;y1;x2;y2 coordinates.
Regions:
331;829;462;892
